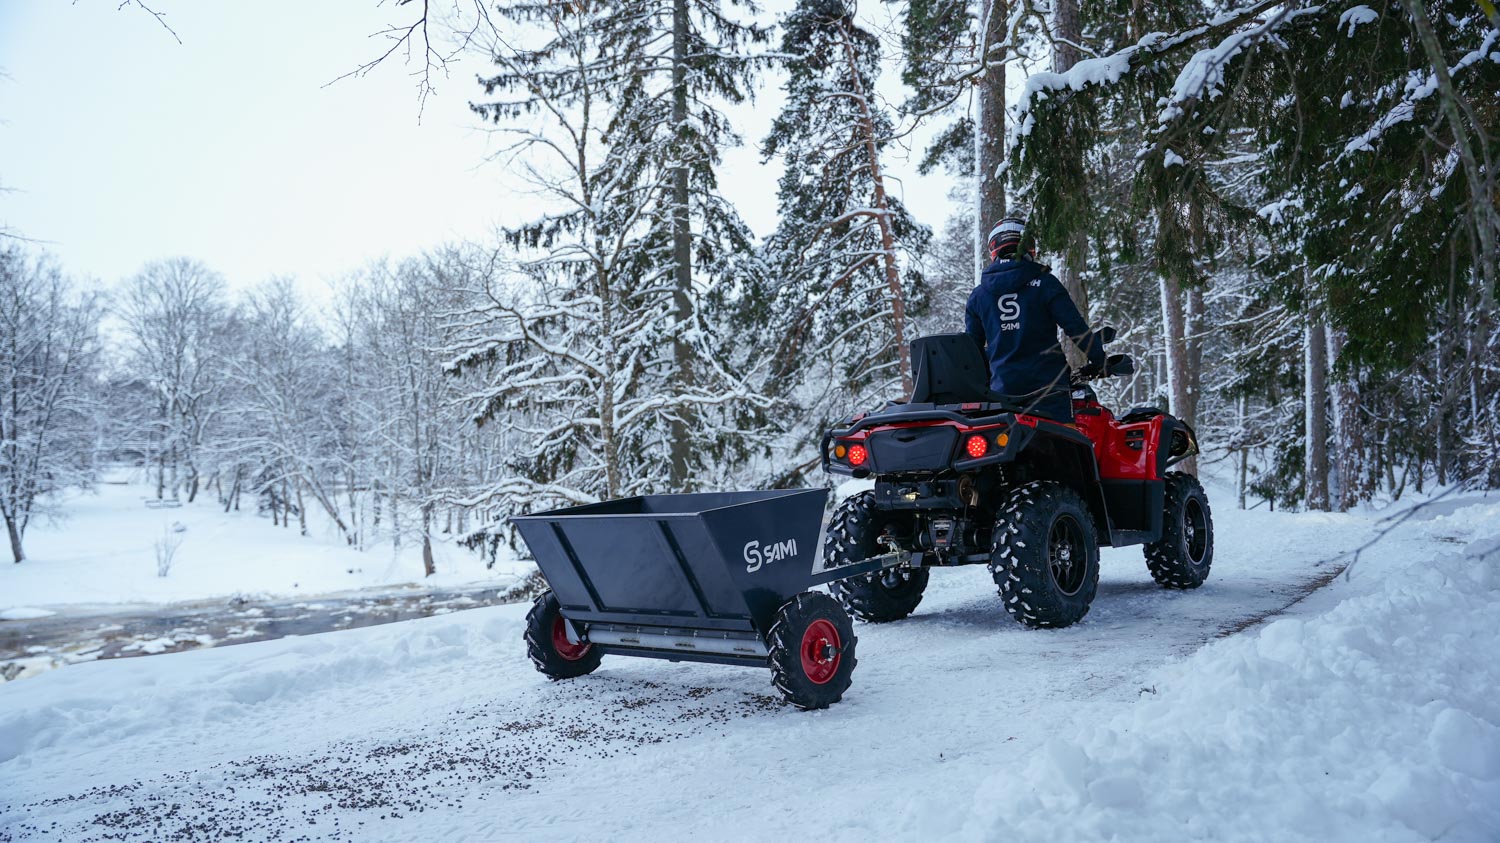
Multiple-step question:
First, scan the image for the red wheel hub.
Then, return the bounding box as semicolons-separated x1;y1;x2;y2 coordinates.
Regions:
799;619;841;685
551;615;591;661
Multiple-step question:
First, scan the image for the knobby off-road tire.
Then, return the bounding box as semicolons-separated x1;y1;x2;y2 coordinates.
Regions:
1144;472;1214;589
990;481;1101;629
824;491;929;622
524;590;602;679
768;591;857;710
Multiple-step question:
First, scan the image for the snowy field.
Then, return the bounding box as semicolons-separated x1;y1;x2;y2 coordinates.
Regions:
0;479;526;614
2;485;1497;841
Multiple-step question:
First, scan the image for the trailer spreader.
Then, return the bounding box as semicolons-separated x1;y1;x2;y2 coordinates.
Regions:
512;489;899;709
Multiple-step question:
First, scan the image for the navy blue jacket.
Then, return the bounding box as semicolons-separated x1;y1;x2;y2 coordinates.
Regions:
964;258;1103;397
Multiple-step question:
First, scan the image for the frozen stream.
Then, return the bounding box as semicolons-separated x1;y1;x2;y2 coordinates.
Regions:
0;584;526;682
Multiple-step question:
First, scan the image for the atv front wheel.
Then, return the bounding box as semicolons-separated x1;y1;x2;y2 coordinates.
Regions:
990;481;1101;629
1144;472;1214;589
525;590;602;679
824;491;928;622
768;591;857;710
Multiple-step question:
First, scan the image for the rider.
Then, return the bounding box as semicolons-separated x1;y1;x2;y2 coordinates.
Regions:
965;216;1104;422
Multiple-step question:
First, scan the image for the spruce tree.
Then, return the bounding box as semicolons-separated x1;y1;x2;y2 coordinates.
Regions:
746;0;931;481
455;2;772;519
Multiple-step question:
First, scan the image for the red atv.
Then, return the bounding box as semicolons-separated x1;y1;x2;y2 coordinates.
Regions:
821;331;1211;629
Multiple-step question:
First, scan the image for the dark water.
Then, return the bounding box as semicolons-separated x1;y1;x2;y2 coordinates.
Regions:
0;584;528;682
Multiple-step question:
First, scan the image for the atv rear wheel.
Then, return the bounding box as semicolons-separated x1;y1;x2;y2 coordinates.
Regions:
525;590;603;679
990;481;1101;629
825;491;928;622
1144;472;1214;589
768;591;857;710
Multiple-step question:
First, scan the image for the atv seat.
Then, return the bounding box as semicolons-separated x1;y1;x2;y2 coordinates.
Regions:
908;334;1003;405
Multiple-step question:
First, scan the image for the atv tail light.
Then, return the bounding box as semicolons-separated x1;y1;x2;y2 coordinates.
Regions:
965;435;988;458
833;444;847;459
847;444;868;466
996;432;1009;448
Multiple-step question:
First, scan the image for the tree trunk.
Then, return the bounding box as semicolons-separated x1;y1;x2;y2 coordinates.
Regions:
1237;394;1249;510
224;467;240;514
389;476;401;549
296;482;308;536
1051;0;1091;369
667;0;696;490
5;513;23;563
422;503;436;577
1304;317;1331;510
1185;286;1205;429
597;254;622;500
840;19;913;395
1159;274;1196;475
974;0;1008;279
1328;329;1364;511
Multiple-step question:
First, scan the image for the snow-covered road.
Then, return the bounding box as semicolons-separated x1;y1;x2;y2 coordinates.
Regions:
2;495;1495;842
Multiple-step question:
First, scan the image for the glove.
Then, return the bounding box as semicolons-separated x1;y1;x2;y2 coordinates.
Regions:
1077;360;1105;379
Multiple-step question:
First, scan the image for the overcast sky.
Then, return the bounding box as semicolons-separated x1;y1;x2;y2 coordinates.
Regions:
0;1;957;298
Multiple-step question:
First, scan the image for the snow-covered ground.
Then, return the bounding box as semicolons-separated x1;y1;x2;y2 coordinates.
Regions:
2;485;1496;841
0;479;526;613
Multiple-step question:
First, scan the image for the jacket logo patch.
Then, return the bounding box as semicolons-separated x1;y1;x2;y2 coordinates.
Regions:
997;293;1021;328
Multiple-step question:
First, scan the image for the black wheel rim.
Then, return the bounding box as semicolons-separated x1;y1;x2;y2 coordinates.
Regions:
1183;497;1208;565
1048;514;1087;596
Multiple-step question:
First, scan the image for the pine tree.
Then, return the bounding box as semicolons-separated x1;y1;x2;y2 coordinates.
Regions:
894;0;1010;274
1008;0;1498;496
756;0;930;396
743;0;931;483
455;2;772;527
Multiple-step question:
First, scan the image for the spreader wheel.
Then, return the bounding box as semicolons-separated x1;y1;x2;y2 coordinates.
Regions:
525;590;602;679
768;591;857;710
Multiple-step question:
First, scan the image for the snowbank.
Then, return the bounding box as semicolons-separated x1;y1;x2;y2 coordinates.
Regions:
957;505;1500;842
0;483;526;609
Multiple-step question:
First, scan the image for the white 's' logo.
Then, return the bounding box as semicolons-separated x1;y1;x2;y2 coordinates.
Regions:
997;293;1021;329
744;538;798;573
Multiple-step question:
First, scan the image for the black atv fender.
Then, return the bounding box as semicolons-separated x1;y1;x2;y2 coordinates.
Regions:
1158;416;1201;474
1013;422;1116;548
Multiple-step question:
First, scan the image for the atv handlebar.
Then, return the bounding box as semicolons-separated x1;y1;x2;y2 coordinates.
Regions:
1071;325;1134;384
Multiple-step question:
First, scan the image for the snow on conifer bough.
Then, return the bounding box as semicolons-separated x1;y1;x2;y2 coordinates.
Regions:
511;489;903;710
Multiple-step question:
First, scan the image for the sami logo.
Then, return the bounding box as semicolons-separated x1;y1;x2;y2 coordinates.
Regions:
744;538;798;573
997;293;1021;330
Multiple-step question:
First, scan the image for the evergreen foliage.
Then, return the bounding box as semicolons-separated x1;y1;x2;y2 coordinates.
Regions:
743;0;931;482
